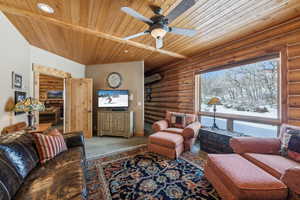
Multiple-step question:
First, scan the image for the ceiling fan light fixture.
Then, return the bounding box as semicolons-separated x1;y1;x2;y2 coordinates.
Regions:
151;28;167;39
37;3;55;14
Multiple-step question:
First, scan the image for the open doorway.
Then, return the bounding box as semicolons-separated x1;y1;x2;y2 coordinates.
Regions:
32;64;71;133
38;74;64;132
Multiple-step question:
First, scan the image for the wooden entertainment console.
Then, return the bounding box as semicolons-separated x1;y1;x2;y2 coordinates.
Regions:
97;110;134;138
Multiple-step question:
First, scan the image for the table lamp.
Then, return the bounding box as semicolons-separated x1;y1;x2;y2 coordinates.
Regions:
207;97;221;129
14;97;45;129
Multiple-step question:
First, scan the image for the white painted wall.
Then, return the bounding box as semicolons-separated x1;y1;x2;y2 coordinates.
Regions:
0;12;30;129
0;11;86;131
30;46;85;78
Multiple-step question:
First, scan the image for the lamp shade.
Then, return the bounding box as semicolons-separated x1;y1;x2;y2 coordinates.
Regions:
4;97;15;112
207;97;221;105
14;97;45;113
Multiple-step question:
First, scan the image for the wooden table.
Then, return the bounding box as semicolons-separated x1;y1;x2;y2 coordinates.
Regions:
27;123;52;134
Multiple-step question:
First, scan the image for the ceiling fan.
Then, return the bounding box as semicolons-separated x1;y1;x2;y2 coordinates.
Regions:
121;0;197;49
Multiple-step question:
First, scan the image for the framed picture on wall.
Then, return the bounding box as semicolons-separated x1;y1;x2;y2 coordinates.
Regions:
12;71;23;89
14;91;26;115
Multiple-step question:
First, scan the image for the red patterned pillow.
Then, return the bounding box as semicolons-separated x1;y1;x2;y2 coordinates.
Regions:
287;134;300;162
32;131;67;164
170;113;186;128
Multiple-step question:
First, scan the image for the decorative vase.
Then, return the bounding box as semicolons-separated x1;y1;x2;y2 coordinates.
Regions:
27;111;35;129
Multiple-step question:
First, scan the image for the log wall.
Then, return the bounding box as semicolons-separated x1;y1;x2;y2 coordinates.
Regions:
145;16;300;126
39;74;64;101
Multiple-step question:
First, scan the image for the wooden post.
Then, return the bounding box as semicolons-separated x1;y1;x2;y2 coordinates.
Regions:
227;119;234;132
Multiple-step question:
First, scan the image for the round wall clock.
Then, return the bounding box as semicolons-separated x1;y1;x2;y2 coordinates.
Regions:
107;72;122;88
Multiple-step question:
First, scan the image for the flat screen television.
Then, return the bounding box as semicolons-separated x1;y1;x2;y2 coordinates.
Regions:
98;90;129;108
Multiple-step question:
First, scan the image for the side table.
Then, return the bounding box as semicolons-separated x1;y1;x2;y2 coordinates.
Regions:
27;123;52;134
199;127;246;153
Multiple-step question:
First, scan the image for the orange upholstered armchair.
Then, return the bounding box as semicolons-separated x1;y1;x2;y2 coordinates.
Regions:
152;111;201;151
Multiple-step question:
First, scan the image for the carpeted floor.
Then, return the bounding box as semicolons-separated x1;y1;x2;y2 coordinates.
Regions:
86;145;220;200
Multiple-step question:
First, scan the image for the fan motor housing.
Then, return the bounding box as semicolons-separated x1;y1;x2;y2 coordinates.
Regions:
150;23;169;31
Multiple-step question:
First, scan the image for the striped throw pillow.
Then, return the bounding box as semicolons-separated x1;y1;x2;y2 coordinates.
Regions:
32;132;67;164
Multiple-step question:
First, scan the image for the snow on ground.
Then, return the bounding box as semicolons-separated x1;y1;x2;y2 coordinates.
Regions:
201;104;278;119
201;104;278;137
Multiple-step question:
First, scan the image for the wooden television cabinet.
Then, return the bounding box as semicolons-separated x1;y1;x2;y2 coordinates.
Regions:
97;110;134;138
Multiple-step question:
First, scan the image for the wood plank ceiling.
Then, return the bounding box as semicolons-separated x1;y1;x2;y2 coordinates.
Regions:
0;0;300;70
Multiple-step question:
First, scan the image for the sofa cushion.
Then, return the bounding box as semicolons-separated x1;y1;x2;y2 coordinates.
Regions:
0;131;39;179
207;154;287;200
287;134;300;162
32;132;67;164
279;124;300;156
0;154;23;200
14;147;87;200
163;128;183;134
169;112;186;128
149;132;183;148
243;153;300;179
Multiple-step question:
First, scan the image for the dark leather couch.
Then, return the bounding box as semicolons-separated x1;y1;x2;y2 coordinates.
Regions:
0;130;87;200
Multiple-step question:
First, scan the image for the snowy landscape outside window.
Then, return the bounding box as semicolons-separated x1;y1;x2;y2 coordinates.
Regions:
199;57;280;137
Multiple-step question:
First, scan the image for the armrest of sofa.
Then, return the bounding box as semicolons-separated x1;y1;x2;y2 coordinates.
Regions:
182;121;201;139
230;137;281;154
281;167;300;194
152;120;168;132
63;131;85;150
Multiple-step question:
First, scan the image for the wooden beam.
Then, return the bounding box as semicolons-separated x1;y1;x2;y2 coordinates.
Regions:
0;4;187;59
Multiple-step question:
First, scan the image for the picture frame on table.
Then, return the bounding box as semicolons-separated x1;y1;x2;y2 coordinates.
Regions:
12;71;23;89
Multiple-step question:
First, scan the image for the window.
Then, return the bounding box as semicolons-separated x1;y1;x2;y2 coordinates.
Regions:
200;58;280;119
197;56;281;136
200;116;227;130
233;121;278;138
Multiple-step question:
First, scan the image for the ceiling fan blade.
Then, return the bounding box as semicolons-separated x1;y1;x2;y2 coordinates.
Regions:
166;0;196;24
156;38;163;49
123;31;150;40
169;27;197;37
121;7;153;25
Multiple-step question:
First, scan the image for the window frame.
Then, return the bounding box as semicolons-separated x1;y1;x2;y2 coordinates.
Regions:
196;52;285;136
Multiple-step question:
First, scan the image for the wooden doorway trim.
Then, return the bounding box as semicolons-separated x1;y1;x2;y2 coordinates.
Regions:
32;63;71;128
32;64;72;79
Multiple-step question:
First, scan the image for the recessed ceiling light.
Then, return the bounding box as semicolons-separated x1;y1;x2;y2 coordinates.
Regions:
124;50;129;53
37;3;55;14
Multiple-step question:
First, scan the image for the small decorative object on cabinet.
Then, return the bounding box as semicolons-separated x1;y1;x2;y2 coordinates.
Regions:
97;110;133;138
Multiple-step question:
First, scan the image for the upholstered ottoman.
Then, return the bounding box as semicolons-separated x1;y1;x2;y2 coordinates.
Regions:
148;132;184;159
205;154;288;200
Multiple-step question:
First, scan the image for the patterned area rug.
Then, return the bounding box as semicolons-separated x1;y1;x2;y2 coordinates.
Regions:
86;145;220;200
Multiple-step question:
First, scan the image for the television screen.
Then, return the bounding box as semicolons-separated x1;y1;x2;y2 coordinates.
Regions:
98;90;129;108
47;90;63;99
